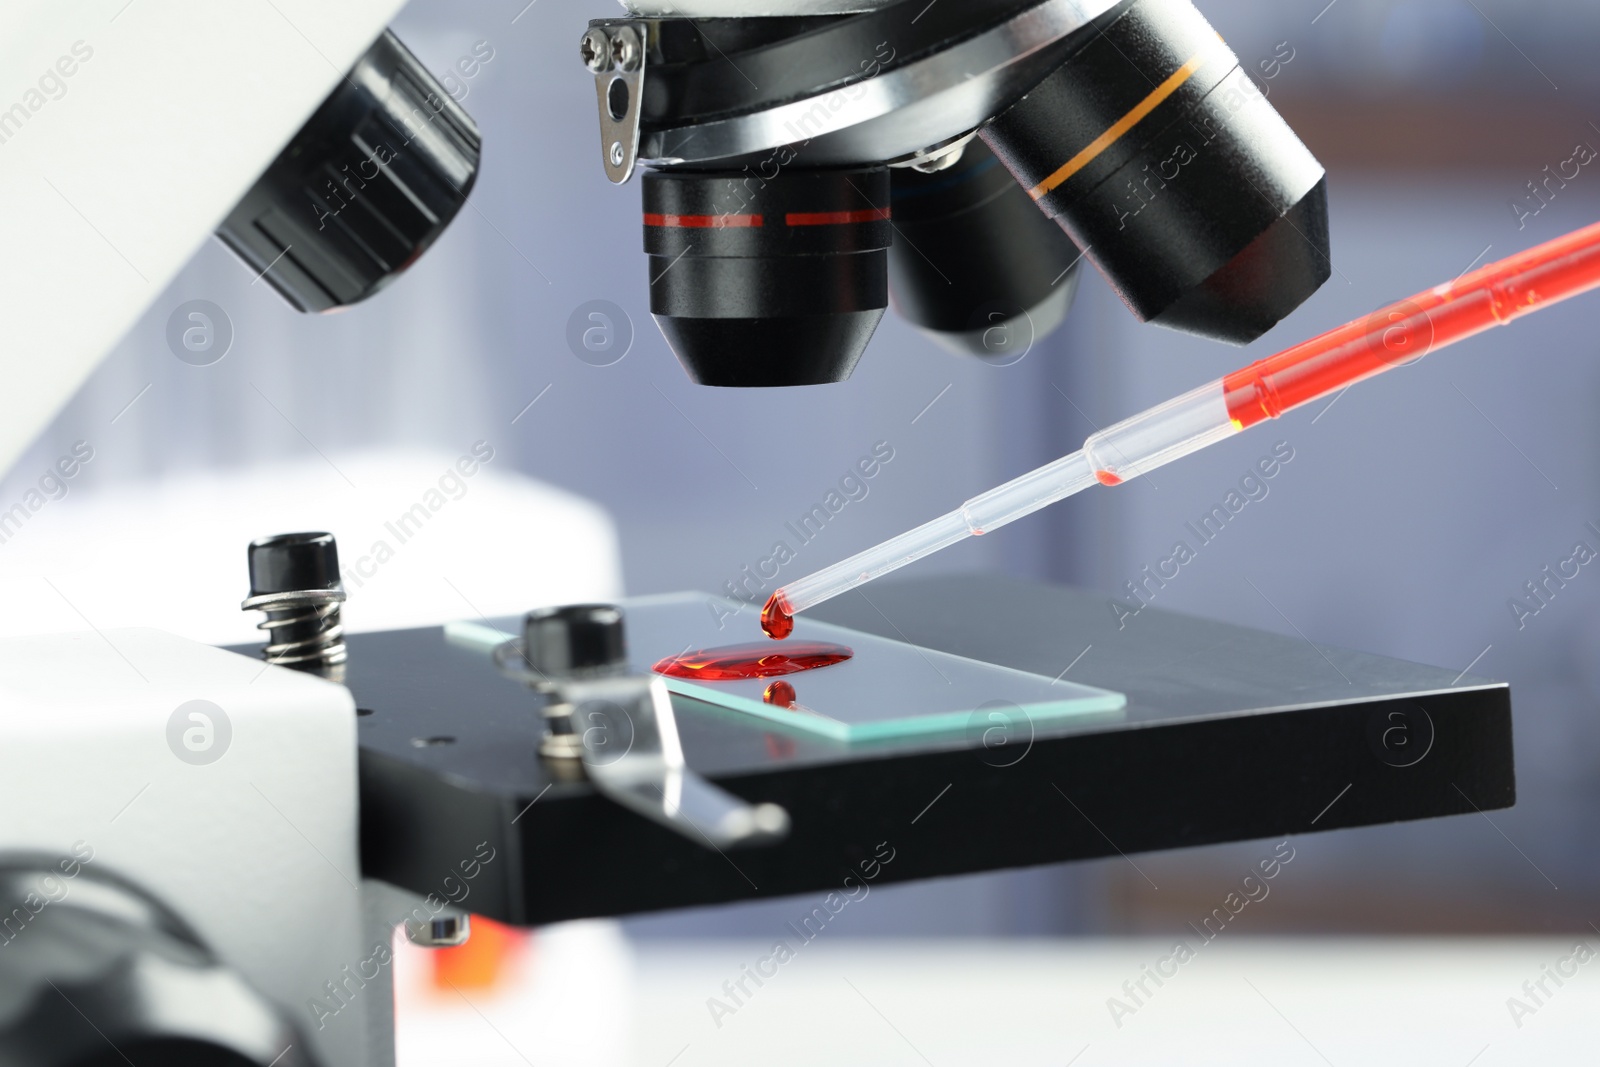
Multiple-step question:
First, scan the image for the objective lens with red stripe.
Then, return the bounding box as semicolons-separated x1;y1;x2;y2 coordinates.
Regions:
642;212;764;228
641;167;892;387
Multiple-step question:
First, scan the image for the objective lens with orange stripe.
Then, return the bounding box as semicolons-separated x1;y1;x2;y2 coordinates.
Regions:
981;0;1331;345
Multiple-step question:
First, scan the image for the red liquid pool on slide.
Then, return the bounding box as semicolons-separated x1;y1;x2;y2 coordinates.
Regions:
652;641;852;681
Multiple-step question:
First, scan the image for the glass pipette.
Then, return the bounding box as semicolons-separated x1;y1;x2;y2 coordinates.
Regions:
761;218;1600;638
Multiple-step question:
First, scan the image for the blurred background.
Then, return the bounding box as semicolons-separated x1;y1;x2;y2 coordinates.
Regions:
6;0;1600;1061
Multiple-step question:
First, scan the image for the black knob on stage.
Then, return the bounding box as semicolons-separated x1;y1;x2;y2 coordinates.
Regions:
217;30;482;313
643;167;892;387
523;604;628;678
982;0;1330;345
243;532;347;672
247;532;341;596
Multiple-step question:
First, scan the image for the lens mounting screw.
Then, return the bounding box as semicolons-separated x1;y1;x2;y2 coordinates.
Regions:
610;27;641;72
580;28;611;72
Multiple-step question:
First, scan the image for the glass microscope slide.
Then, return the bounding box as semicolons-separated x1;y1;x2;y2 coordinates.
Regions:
446;592;1125;744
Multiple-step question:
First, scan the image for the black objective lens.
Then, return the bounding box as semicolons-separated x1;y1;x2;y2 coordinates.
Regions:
523;604;627;678
643;166;892;387
217;31;481;313
982;0;1330;345
887;139;1084;359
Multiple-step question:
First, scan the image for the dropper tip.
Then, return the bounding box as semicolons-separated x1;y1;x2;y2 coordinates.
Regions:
760;591;794;640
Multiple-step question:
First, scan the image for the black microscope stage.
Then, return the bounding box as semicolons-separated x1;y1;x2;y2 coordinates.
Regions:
280;575;1512;925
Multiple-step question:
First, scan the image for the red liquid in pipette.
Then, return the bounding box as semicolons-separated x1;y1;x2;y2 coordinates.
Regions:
1095;470;1122;486
761;592;794;640
652;641;852;681
1223;219;1600;429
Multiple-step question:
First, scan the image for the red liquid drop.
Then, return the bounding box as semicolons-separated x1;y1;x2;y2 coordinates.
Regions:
1217;221;1600;431
763;680;798;708
652;641;852;681
764;733;798;759
761;592;794;640
1095;470;1122;486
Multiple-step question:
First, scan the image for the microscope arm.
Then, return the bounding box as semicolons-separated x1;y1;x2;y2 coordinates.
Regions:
0;0;402;476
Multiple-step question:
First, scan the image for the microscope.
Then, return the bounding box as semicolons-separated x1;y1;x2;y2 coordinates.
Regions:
0;2;1511;1065
580;0;1331;384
